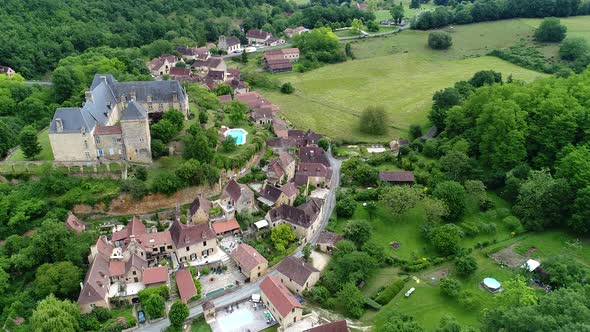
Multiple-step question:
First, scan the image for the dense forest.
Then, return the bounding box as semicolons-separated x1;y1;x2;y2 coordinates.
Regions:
0;0;372;78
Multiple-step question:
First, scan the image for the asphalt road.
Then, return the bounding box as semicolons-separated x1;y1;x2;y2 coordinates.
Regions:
137;149;342;332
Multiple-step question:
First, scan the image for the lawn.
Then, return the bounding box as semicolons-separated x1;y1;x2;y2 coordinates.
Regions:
191;316;212;332
262;19;555;143
8;128;54;161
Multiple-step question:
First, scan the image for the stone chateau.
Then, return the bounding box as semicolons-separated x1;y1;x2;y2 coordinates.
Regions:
49;74;189;163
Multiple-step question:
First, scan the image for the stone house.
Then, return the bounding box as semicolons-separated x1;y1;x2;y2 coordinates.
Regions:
176;46;210;61
265;198;324;243
260;276;303;328
247;29;272;44
290;130;324;148
169;220;217;264
146;54;179;76
258;184;288;208
294;163;332;188
276;256;320;295
231;243;268;282
220;179;256;216
142;266;169;287
0;66;16;77
267;137;297;154
316;231;343;254
218;35;242;53
284;26;310;38
49;74;188;163
304;320;349;332
189;195;211;224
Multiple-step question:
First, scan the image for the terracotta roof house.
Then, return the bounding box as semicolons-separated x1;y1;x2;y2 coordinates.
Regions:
316;231;343;253
169;67;192;80
219;94;233;104
220;179;256;216
65;212;85;233
169;220;217;264
232;243;268;281
89;235;114;263
176;46;210;61
189;195;211;224
266;198;324;242
284;26;310;38
135;231;174;254
211;218;241;236
142;266;169;286
260;275;303;327
304;320;349;332
276;256;320;294
247;29;272;44
298;146;330;167
112;216;146;245
294;163;332;188
267;160;286;185
175;269;197;303
147;55;179;76
378;171;415;185
0;66;15;77
78;253;111;313
289;129;323;147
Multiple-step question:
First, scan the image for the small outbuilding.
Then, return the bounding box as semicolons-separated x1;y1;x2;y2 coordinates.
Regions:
202;300;216;323
522;259;541;272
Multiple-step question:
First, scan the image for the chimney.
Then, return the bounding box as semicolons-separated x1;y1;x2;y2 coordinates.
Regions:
80;282;84;289
85;91;93;103
55;118;63;132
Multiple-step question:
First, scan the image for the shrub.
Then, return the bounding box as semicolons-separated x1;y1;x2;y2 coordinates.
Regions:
280;82;295;94
120;179;148;201
559;37;590;61
503;216;522;232
534;17;567;42
150;173;182;195
374;279;406;305
360;106;388;135
336;195;357;218
454;255;478;276
428;32;452;50
440;277;461;297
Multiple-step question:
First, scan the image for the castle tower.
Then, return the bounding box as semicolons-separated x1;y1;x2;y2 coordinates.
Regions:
120;101;152;163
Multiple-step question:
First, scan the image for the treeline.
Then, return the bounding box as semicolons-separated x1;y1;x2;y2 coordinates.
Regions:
412;0;590;30
430;68;590;234
0;0;371;78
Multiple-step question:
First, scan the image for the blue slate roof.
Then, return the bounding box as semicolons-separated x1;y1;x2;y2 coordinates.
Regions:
121;101;147;121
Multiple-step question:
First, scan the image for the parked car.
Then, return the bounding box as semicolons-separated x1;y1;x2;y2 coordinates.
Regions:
405;287;416;298
138;310;146;324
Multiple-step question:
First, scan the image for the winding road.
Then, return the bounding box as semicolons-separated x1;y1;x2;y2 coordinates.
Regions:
137;150;342;332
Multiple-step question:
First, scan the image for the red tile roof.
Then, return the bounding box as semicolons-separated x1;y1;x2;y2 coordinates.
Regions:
175;269;197;303
109;260;125;276
260;275;301;317
219;94;233;104
231;243;267;272
212;218;241;235
136;231;173;250
112;216;146;242
65;212;85;233
95;124;122;136
304;320;348;332
95;236;114;259
143;266;169;285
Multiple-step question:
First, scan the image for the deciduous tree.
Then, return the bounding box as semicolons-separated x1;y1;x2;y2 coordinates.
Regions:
169;301;189;327
20;125;41;159
379;186;424;215
343;219;372;248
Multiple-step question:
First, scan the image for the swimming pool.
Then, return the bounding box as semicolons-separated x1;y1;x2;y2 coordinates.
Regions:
224;128;248;145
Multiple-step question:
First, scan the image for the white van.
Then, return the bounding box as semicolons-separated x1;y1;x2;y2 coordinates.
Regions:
405;287;416;298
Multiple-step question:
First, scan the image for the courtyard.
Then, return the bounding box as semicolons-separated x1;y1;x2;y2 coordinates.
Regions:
209;300;277;332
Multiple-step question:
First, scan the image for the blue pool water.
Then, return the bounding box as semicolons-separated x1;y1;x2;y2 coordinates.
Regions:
225;128;247;145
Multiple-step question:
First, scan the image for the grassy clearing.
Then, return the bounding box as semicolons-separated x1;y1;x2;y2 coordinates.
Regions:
265;56;543;143
191;316;212;332
8;128;54;161
262;19;564;143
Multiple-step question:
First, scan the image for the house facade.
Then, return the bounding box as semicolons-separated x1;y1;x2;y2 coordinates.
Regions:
231;243;268;282
0;66;15;77
260;276;303;327
189;195;211;224
147;55;179;76
220;179;256;216
247;29;272;44
170;220;217;264
276;256;320;295
49;74;188;163
218;35;242;53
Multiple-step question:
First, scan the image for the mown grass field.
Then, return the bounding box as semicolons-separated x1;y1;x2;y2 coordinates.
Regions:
7;128;54;161
264;18;567;143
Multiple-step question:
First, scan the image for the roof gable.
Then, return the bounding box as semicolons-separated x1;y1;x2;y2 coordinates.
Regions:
260;275;301;317
231;243;267;272
277;256;319;286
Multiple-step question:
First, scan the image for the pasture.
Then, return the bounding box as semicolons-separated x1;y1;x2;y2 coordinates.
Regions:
265;19;558;143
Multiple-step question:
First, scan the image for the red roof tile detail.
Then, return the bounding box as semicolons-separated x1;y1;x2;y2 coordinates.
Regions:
175;269;197;303
212;218;241;235
143;266;169;285
260;275;301;317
